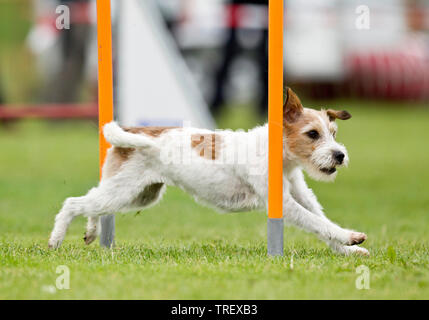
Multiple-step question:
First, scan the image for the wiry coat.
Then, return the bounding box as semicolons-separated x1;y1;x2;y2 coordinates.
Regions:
49;88;368;256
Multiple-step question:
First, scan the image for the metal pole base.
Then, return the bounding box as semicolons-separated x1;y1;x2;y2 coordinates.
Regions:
99;214;115;248
267;218;284;256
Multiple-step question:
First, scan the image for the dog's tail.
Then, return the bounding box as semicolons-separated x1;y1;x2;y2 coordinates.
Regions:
103;122;158;149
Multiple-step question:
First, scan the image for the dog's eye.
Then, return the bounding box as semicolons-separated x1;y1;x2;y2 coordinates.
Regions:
306;130;320;140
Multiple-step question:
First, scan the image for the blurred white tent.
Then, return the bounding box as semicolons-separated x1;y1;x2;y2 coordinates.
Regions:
285;0;344;81
117;0;215;128
285;0;408;82
341;0;408;52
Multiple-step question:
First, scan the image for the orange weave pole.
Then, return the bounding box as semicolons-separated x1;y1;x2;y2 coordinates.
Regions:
268;0;284;219
96;0;114;178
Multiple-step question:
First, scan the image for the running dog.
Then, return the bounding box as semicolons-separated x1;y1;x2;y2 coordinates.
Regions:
49;88;368;255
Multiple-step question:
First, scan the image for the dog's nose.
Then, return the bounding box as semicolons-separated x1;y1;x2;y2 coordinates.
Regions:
333;151;345;164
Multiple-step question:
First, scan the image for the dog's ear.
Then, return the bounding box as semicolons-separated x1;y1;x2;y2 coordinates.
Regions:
284;87;303;123
327;109;352;121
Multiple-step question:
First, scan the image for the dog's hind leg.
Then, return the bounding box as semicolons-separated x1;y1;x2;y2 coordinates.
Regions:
48;171;159;248
49;172;167;249
48;187;113;249
83;216;100;245
82;182;166;246
48;199;78;249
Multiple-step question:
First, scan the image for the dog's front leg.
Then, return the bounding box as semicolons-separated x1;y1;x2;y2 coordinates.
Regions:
289;170;369;255
289;169;326;218
283;190;366;246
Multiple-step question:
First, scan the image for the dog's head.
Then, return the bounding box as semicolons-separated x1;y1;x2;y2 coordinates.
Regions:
284;88;351;182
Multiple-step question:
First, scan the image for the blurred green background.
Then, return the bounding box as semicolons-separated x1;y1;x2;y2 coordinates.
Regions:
0;1;35;103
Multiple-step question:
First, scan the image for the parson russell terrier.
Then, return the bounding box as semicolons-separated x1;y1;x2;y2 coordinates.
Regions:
49;88;368;256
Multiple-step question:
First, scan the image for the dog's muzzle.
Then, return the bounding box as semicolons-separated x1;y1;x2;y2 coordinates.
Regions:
320;167;337;175
333;151;345;165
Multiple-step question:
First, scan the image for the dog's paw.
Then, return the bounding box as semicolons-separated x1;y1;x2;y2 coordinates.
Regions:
346;245;370;256
48;238;62;249
354;246;370;256
349;232;367;245
329;241;369;256
83;232;97;245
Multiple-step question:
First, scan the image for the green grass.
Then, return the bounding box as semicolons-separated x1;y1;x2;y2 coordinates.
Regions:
0;0;31;46
1;101;429;299
0;0;37;103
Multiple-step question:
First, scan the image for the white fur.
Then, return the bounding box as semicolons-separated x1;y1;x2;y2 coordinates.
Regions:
103;122;158;149
49;120;368;256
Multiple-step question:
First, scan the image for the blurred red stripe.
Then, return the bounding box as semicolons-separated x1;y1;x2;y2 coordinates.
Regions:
0;104;98;120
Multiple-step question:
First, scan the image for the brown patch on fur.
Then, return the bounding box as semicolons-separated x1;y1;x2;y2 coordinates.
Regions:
114;147;135;160
123;126;176;137
102;127;176;179
285;110;323;159
284;87;304;124
283;89;350;162
326;109;352;121
191;133;221;160
102;147;135;179
285;108;337;160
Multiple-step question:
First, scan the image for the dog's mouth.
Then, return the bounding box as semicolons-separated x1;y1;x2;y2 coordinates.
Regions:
320;167;337;175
